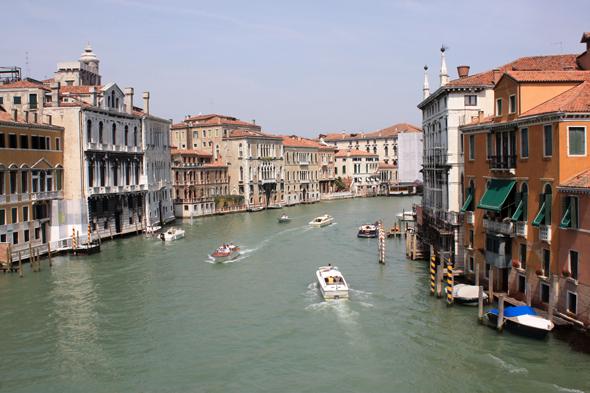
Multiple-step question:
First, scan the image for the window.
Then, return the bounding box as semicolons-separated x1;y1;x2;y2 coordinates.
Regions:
46;137;51;150
567;291;577;314
519;243;527;270
469;134;475;160
568;126;586;156
560;195;578;229
487;133;493;158
87;120;92;142
99;122;104;143
21;171;27;193
517;274;526;294
12;232;18;245
543;125;553;157
540;283;550;303
509;95;516;114
496;99;502;116
193;131;198;139
20;135;28;149
570;250;579;280
9;134;17;148
0;97;2;104
0;133;4;147
542;248;550;274
208;130;211;138
9;171;17;194
13;96;21;105
468;229;474;248
22;206;28;221
464;95;477;106
239;143;243;158
484;263;490;279
0;209;4;225
11;207;17;223
520;128;529;158
215;129;219;137
468;256;474;272
55;138;60;151
24;229;29;242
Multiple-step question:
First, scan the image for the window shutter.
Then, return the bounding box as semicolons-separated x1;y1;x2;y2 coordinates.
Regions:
523;192;528;221
545;194;552;225
562;196;569;224
572;197;578;229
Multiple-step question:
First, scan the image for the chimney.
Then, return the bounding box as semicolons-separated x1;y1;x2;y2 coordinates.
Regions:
217;154;222;164
25;111;29;123
185;115;191;120
457;65;470;78
493;68;502;84
50;81;60;107
90;86;97;106
478;111;484;123
252;119;255;125
125;87;134;115
342;130;345;139
423;65;430;100
143;92;150;115
360;131;364;138
13;109;18;122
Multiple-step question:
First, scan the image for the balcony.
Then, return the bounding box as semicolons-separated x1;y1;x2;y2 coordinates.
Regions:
516;221;527;237
466;211;474;224
299;160;309;166
89;184;145;195
539;225;551;242
29;190;63;201
261;178;276;184
482;217;514;236
300;179;310;184
488;155;516;171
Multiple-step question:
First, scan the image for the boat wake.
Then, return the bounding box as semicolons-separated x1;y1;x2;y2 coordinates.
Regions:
551;384;585;393
204;252;249;264
488;354;528;374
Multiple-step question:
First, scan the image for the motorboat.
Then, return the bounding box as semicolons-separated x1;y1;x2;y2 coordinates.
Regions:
211;244;240;262
396;210;415;221
357;223;377;238
268;203;285;209
249;206;264;212
451;284;488;306
486;305;554;339
158;227;185;241
309;214;333;228
278;214;292;223
316;266;349;300
143;225;162;234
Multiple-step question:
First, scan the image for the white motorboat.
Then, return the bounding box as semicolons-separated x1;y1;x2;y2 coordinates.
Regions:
316;266;349;300
158;227;185;241
211;244;240;262
268;203;285;209
278;214;292;223
357;223;377;238
143;225;162;234
396;210;415;221
249;206;264;212
452;284;489;306
309;214;333;228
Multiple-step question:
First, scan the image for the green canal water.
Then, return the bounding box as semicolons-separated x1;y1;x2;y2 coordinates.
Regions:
1;196;589;392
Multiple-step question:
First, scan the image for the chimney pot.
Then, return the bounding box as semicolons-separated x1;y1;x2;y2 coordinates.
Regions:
50;81;60;107
185;115;191;120
252;119;255;125
492;68;502;84
125;87;134;115
143;92;150;115
478;111;484;123
457;65;470;78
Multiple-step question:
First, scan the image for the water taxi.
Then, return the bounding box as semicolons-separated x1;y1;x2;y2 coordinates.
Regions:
211;244;240;262
309;214;333;228
357;223;377;238
158;227;185;241
278;213;292;223
316;266;349;300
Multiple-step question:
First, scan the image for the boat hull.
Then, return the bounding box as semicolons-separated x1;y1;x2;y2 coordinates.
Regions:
309;217;333;227
486;310;553;339
316;267;349;300
159;229;185;241
211;249;240;263
357;231;377;238
278;217;292;223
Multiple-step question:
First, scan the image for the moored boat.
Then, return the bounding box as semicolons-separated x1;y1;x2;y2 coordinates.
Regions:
309;213;333;228
268;203;285;209
486;305;554;339
316;265;349;300
211;244;240;262
249;206;264;212
396;210;415;221
143;225;162;234
158;227;185;241
357;223;377;238
451;284;488;306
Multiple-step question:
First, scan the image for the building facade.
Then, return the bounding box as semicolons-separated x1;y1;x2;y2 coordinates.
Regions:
334;148;380;195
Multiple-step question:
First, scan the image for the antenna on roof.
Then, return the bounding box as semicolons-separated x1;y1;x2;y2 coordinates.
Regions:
26;52;30;78
551;42;562;55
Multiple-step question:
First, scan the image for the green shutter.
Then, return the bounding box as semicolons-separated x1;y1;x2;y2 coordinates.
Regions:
572;197;578;229
461;188;474;213
510;199;524;222
523;192;528;221
476;179;516;211
545;194;552;224
532;202;546;228
559;204;572;228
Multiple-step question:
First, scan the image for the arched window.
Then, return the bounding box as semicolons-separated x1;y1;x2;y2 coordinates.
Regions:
111;91;115;108
86;119;92;143
239;166;243;181
112;123;117;144
216;145;220;157
134;127;138;146
99;122;104;143
125;125;129;146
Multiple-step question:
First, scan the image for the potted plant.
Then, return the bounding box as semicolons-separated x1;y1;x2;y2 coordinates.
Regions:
535;267;544;276
562;269;571;277
512;261;520;269
503;217;511;223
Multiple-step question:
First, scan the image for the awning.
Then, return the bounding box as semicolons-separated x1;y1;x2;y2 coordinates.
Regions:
532;202;546;228
460;190;474;213
477;179;516;211
510;200;523;222
559;205;571;228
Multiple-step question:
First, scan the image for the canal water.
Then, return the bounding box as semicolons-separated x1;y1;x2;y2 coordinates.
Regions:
1;196;589;392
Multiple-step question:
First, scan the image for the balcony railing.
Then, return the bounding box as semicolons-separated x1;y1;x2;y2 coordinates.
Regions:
539;225;551;242
516;221;527;237
482;217;514;235
261;178;277;184
466;211;474;224
488;155;516;171
29;190;64;201
89;184;145;195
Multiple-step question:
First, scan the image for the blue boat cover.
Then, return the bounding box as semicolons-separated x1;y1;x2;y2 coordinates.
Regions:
487;305;537;317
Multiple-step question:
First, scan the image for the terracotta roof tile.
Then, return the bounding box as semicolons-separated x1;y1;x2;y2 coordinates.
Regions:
280;135;322;148
320;123;421;142
334;148;378;157
504;71;590;83
379;162;397;168
0;80;50;91
559;168;590;189
59;85;105;94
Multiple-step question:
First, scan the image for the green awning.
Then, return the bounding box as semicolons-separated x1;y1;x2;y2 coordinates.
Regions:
510;200;523;222
477;179;516;212
460;190;474;213
532;202;546;228
559;205;572;228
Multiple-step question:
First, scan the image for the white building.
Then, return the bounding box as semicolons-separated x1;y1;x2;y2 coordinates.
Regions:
397;131;423;183
334;148;380;195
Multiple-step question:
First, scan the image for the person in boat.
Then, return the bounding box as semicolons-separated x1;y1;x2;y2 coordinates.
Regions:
282;213;286;217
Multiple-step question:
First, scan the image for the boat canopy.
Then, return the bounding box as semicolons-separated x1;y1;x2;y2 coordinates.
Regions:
477;179;515;212
488;305;537;317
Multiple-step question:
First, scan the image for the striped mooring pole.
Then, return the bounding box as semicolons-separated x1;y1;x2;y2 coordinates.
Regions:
446;261;454;306
87;223;92;244
72;227;76;256
429;246;436;296
378;221;385;264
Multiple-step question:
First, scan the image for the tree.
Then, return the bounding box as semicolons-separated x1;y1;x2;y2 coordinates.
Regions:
335;177;347;192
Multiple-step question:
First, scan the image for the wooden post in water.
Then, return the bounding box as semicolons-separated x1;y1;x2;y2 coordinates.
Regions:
7;245;12;272
135;220;138;235
109;225;113;240
429;246;436;296
488;268;494;304
548;274;556;324
18;251;22;277
447;261;454;307
526;283;531;307
47;243;52;267
29;244;34;268
497;294;504;332
436;264;442;298
406;231;411;256
478;286;484;324
475;263;479;287
412;233;417;260
36;247;41;271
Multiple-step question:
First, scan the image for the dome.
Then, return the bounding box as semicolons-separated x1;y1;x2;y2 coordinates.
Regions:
79;44;99;65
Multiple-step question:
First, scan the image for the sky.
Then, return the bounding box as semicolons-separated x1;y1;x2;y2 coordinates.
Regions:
2;0;589;138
